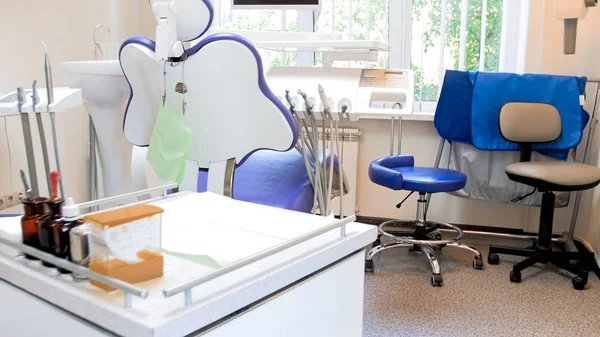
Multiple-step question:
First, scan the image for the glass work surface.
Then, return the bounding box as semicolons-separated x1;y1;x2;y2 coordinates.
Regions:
152;192;339;292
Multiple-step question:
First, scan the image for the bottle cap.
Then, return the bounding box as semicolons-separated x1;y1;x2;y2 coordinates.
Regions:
62;197;80;219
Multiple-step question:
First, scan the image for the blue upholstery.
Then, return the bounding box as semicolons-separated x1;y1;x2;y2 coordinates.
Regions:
197;149;341;213
369;155;467;193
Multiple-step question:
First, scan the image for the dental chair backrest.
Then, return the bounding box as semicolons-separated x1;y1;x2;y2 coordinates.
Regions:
119;0;298;196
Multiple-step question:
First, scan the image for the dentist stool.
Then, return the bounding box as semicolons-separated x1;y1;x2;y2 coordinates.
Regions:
366;155;483;286
487;102;600;290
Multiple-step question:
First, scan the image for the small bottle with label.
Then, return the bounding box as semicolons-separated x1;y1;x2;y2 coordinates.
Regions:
21;197;49;260
54;198;85;274
39;198;62;268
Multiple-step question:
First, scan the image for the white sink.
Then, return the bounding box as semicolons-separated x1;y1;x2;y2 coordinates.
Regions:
61;60;146;199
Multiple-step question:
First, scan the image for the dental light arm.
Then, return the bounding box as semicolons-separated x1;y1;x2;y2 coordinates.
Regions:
554;0;597;55
150;0;185;61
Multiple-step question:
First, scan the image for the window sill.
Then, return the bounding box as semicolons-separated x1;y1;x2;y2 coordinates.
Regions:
402;113;434;122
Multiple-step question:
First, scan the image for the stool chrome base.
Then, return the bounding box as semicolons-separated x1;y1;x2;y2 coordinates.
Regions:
366;218;483;287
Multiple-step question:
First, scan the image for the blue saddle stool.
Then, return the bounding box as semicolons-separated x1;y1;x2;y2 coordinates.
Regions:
366;155;483;287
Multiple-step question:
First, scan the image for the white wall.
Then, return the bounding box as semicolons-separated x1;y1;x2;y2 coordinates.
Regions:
0;0;154;212
525;0;600;254
352;0;600;237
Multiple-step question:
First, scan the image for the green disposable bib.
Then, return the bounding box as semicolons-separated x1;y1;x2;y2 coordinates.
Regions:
146;104;192;184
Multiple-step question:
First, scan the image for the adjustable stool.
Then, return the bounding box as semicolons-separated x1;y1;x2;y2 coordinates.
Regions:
366;155;483;286
487;102;600;290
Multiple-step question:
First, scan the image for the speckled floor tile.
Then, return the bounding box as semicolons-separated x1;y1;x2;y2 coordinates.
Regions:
363;234;600;337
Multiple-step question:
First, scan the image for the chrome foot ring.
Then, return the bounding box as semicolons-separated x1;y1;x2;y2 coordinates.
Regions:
378;219;464;246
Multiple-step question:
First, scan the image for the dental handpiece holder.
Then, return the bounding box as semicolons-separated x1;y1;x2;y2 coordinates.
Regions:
0;88;83;115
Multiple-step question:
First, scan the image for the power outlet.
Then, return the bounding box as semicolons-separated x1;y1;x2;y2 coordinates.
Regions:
0;191;25;211
5;194;16;208
14;190;25;203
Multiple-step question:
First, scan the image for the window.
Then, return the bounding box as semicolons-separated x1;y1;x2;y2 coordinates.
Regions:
314;0;389;68
411;0;505;112
214;0;527;113
219;1;299;67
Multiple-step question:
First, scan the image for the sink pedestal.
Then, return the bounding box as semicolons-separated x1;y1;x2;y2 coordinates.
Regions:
61;60;147;200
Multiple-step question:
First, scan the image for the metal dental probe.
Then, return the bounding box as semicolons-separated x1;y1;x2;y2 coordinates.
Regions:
18;88;39;197
42;41;64;197
20;169;32;199
32;80;52;194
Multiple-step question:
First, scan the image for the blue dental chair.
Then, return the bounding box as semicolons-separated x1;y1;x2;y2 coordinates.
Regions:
366;155;483;287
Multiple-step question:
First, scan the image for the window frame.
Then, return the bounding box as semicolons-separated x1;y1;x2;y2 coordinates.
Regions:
216;0;530;113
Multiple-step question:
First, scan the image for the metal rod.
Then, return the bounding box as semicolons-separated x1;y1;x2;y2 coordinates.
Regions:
335;121;344;218
32;80;52;194
322;117;328;213
89;116;98;203
77;183;178;210
42;41;64;197
222;158;236;198
327;119;335;215
458;0;469;70
397;117;402;155
425;138;446;214
18;87;40;197
35;112;52;194
0;235;148;299
49;113;64;197
479;0;488;71
124;293;132;308
184;289;192;306
568;82;600;238
163;215;357;297
389;118;395;156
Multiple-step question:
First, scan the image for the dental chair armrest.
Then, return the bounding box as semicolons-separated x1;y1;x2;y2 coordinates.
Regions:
368;155;415;190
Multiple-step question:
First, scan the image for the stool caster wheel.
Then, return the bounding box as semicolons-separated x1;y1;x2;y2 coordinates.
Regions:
431;274;443;287
510;270;521;283
488;253;500;265
473;257;484;270
572;276;587;291
365;259;374;273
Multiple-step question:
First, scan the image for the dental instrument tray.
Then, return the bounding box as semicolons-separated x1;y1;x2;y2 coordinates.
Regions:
0;190;372;337
0;87;82;116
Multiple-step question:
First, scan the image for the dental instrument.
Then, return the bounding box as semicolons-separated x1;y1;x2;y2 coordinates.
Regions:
32;80;53;194
18;87;40;197
319;85;336;215
299;89;327;214
20;169;32;199
42;41;64;198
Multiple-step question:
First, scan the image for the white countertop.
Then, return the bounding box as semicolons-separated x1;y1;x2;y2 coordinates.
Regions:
0;192;376;337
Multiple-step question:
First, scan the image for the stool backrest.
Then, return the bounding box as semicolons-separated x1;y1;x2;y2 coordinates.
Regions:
499;102;562;144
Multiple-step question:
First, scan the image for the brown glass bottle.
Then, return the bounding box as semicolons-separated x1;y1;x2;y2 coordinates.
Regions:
38;198;62;268
21;197;48;260
52;198;84;274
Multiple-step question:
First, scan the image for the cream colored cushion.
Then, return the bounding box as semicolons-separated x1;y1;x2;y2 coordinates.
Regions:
500;103;562;143
506;161;600;188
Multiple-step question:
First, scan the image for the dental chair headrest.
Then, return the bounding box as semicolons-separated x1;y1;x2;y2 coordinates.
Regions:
172;0;214;42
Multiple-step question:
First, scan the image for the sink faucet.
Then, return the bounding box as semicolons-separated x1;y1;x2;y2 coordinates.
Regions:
93;24;111;60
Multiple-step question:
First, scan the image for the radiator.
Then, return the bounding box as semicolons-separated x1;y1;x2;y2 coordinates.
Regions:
302;127;360;217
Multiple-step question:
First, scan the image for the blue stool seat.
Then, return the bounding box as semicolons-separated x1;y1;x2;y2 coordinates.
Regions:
369;155;466;193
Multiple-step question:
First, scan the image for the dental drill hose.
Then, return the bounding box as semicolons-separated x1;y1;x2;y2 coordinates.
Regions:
299;90;326;215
